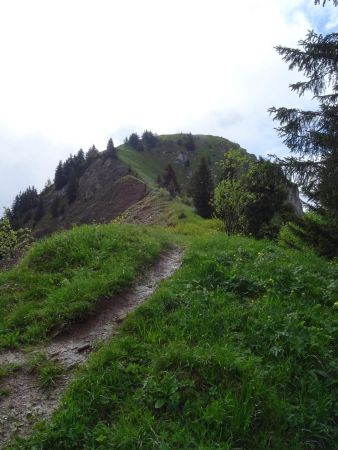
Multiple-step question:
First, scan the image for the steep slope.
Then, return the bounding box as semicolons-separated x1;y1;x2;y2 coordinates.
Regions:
10;133;302;237
30;156;147;237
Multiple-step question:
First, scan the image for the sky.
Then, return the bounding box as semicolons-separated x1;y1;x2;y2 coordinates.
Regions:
0;0;337;210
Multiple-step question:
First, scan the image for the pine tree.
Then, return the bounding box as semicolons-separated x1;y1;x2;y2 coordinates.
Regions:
106;138;117;159
190;157;214;218
269;6;338;222
86;145;100;165
142;130;158;149
244;159;289;237
128;133;141;150
74;149;86;176
9;187;39;229
54;161;67;190
161;164;180;197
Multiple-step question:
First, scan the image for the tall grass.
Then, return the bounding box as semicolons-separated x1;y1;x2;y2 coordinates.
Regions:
0;223;170;348
15;234;338;449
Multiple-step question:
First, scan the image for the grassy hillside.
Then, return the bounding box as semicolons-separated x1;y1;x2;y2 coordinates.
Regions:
0;224;171;348
10;229;338;449
118;134;248;191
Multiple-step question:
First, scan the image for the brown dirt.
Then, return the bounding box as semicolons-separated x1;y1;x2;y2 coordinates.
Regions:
0;248;182;448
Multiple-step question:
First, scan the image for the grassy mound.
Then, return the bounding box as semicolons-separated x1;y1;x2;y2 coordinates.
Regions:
0;224;170;348
15;235;338;449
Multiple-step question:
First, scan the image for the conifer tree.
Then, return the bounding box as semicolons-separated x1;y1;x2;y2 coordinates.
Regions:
9;187;39;229
75;149;86;175
161;164;180;197
128;133;141;150
106;138;117;158
190;157;214;218
86;145;100;165
142;130;158;149
269;2;338;222
54;161;67;190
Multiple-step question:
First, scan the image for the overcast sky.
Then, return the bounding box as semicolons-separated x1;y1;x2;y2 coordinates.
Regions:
0;0;337;210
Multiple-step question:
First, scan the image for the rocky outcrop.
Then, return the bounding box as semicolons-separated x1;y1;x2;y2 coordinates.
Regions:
33;156;147;237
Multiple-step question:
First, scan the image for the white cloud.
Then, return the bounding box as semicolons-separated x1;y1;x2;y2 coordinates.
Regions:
0;0;332;209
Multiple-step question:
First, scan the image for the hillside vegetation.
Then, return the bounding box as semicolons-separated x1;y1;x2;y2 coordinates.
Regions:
118;134;246;190
1;133;336;449
3;223;336;450
0;224;171;348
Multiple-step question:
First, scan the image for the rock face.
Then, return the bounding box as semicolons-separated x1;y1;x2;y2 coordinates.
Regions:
33;156;147;237
287;185;303;216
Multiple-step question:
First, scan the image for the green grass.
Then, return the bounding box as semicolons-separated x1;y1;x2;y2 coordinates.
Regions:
0;223;171;349
117;146;162;188
117;134;246;192
0;362;21;381
26;352;64;390
13;234;338;449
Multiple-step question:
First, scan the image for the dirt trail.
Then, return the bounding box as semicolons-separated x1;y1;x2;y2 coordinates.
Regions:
0;248;182;448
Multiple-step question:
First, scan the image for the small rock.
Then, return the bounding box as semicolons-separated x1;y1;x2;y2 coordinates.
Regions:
76;343;91;352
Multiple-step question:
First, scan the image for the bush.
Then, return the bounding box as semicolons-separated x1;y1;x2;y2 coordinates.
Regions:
0;216;17;259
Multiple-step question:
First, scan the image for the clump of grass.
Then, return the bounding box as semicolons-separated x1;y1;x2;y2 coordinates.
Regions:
0;223;170;348
0;362;21;380
26;352;64;389
16;234;338;450
0;387;10;397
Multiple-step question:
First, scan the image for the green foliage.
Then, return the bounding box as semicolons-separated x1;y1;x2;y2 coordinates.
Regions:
26;352;64;389
0;216;17;259
245;159;290;238
190;157;214;218
269;22;338;224
18;235;338;450
214;179;254;234
214;151;295;237
0;224;169;348
218;147;254;180
0;362;21;381
279;213;338;258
